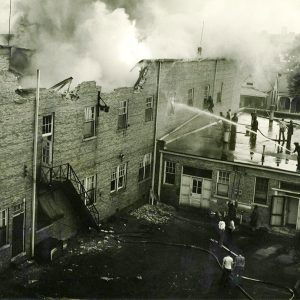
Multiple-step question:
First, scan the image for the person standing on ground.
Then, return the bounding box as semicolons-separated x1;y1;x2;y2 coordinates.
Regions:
287;120;294;149
227;200;238;223
250;205;259;231
207;96;214;113
218;218;226;247
227;219;235;243
221;255;234;288
278;118;287;144
233;254;245;285
229;113;238;150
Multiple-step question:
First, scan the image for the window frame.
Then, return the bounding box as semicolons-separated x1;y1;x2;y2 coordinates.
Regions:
118;100;128;129
83;175;97;206
83;106;96;139
111;163;127;193
0;209;9;248
216;170;230;198
145;97;154;122
42;114;53;137
253;177;269;205
138;153;152;182
164;161;176;185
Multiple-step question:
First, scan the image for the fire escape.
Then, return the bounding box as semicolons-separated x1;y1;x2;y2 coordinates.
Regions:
40;163;100;230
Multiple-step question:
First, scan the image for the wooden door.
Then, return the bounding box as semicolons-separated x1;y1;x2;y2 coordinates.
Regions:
201;179;212;208
179;175;191;206
270;196;285;226
12;212;25;257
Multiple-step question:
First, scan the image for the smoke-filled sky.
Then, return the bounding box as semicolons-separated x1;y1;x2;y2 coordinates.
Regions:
0;0;299;90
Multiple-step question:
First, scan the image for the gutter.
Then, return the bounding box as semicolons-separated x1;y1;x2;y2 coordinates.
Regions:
160;149;300;177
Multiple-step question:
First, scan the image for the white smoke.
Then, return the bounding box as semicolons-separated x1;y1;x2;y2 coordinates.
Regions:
0;0;299;90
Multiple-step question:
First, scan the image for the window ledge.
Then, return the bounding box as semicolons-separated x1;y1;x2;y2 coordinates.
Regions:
213;194;229;200
138;178;151;184
83;136;97;142
163;182;175;186
252;202;268;208
0;244;10;251
110;187;126;195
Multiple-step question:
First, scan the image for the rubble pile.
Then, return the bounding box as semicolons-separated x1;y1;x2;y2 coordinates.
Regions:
130;203;176;224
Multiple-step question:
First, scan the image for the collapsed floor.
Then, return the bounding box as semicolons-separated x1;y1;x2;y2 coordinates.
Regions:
0;203;299;299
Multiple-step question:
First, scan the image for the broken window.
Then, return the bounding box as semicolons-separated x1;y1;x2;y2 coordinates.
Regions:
254;177;268;205
0;209;8;248
145;97;153;122
217;171;230;197
84;175;96;206
111;163;127;192
118;100;128;129
83;106;96;139
188;88;194;106
217;82;223;103
139;153;152;182
164;161;176;184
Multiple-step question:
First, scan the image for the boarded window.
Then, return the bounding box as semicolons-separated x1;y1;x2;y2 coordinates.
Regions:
217;171;230;197
118;100;128;129
145;97;153;122
83;106;96;139
254;177;268;205
164;161;176;184
188;88;194;106
0;209;8;247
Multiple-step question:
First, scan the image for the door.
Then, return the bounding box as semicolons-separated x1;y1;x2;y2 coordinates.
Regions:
286;197;299;228
42;136;53;166
190;178;202;207
270;196;285;226
12;211;25;257
202;179;212;208
179;175;191;206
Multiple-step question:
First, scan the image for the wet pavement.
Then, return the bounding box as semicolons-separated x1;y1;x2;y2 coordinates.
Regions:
0;204;298;299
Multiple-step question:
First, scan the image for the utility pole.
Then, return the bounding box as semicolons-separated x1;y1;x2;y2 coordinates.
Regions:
31;69;40;258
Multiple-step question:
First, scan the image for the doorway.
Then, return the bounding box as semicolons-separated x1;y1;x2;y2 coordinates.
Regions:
12;203;25;258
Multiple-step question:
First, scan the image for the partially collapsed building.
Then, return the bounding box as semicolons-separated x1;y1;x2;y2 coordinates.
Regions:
0;46;242;268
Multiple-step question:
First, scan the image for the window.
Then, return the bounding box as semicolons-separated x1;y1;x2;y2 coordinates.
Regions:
0;209;8;247
42;114;53;136
111;163;127;192
254;177;269;205
83;106;96;139
118;100;128;129
145;97;153;122
204;84;210;99
217;82;223;103
164;161;176;184
188;88;194;106
192;179;202;194
139;153;152;182
216;171;230;197
83;175;96;205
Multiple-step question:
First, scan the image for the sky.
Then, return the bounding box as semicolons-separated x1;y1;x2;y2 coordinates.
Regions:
0;0;299;89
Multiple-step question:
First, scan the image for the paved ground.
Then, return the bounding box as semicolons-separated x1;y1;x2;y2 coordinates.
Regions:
0;204;299;299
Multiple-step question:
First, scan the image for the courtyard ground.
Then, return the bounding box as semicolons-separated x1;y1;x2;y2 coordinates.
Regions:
0;204;299;299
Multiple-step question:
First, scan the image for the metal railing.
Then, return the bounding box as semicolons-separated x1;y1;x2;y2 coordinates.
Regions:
40;163;100;226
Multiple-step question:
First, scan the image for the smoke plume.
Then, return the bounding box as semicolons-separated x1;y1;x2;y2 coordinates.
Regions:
0;0;299;90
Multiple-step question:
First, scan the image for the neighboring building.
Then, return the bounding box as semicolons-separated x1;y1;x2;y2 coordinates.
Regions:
0;50;242;268
273;73;300;113
240;79;268;109
158;113;300;233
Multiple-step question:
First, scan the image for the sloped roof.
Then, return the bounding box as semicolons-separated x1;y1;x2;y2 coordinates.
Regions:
241;86;267;98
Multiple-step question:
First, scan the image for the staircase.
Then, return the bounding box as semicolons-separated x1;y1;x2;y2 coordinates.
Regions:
40;163;100;230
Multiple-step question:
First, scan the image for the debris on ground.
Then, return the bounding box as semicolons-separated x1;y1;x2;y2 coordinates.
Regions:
130;203;176;224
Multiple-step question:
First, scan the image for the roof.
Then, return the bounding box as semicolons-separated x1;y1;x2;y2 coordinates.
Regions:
138;57;228;64
241;86;267;98
164;112;300;174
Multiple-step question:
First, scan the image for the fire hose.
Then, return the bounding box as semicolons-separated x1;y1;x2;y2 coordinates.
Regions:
113;235;295;300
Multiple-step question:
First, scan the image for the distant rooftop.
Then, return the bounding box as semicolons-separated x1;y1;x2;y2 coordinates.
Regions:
164;112;300;174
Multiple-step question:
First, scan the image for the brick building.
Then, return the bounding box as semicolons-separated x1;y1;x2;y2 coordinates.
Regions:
0;47;241;268
158;113;300;232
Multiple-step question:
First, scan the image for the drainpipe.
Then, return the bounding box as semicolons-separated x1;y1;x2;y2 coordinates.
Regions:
157;151;163;199
151;61;161;202
31;69;40;257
